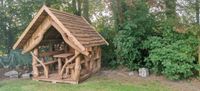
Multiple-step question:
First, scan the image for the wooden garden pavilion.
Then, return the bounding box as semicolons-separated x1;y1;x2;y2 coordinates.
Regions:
12;5;108;84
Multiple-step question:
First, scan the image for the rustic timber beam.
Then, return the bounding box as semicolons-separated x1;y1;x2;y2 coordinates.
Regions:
32;48;39;77
74;50;81;82
59;52;80;78
22;16;52;53
13;5;47;49
31;52;49;78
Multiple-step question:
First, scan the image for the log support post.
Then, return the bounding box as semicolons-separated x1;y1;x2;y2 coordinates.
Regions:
90;58;94;73
58;58;62;74
74;50;81;83
84;56;90;72
89;48;94;72
66;67;70;76
44;65;49;78
32;48;39;77
96;47;101;72
71;68;75;79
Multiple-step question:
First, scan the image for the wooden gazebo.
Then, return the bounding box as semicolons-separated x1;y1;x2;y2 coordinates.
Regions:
13;5;108;84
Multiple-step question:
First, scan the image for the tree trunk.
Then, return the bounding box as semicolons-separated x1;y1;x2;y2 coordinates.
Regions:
1;0;3;6
83;0;91;23
111;0;124;31
72;0;77;14
72;0;82;16
44;0;51;7
164;0;177;20
196;0;199;24
77;0;82;16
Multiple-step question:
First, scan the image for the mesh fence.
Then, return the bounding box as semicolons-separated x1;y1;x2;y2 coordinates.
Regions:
0;50;32;68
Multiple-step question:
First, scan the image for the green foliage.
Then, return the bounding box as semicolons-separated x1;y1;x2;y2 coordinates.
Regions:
143;21;200;80
0;0;45;54
113;0;155;70
95;14;117;68
100;28;117;68
112;0;200;80
114;30;141;70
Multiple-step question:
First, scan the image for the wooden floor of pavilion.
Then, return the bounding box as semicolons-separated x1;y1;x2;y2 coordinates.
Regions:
33;72;91;84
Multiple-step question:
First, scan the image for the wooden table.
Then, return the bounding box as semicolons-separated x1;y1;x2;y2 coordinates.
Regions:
53;53;74;74
53;53;74;58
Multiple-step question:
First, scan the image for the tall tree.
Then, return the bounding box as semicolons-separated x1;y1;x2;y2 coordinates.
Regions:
164;0;177;20
71;0;82;15
111;0;126;31
83;0;90;23
196;0;200;24
65;0;91;22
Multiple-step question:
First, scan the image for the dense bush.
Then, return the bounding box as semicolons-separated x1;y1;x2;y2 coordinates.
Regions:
100;0;200;80
94;14;118;68
143;21;200;80
113;0;155;70
100;27;118;68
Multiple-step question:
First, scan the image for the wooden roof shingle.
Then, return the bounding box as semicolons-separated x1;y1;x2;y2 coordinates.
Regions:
49;8;108;48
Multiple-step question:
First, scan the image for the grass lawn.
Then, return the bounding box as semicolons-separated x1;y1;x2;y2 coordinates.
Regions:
0;76;173;91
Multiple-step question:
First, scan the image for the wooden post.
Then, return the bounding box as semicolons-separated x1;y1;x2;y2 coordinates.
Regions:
71;68;75;79
89;50;95;73
96;47;101;71
58;58;62;74
45;65;49;78
32;48;39;77
90;59;95;73
84;56;90;72
66;67;70;76
74;50;81;83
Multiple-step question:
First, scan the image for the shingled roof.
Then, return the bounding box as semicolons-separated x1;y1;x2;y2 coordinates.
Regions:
13;5;108;53
49;8;108;47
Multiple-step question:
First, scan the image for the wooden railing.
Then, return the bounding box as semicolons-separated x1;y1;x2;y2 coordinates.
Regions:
31;52;51;78
59;52;80;78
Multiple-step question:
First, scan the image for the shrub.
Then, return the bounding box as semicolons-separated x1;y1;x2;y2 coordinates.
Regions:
114;30;142;70
113;0;155;70
143;21;200;80
100;27;118;68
